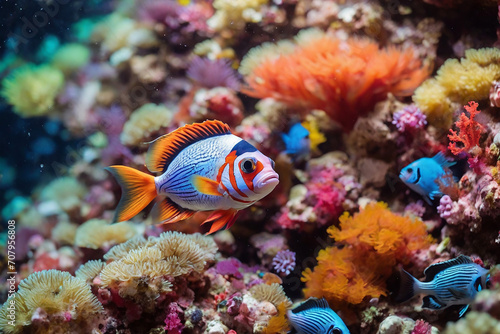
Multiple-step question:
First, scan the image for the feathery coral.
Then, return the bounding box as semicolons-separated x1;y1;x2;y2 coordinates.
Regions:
250;283;292;308
103;235;148;261
0;270;103;334
120;103;174;146
40;176;87;213
75;260;106;283
262;302;290;334
414;47;500;128
241;28;429;130
51;220;78;245
448;101;485;156
74;219;141;249
302;202;431;308
1;64;64;117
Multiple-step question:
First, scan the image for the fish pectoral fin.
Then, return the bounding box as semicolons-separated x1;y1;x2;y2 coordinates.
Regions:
191;175;222;196
447;287;469;299
429;190;442;201
422;296;444;310
458;304;470;317
202;209;239;234
152;197;195;224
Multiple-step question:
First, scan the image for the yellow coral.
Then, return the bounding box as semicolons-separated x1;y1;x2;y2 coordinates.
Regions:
262;302;290;334
51;220;78;245
0;270;103;334
208;0;268;31
120;103;173;146
51;43;90;74
1;64;64;117
103;235;148;261
414;47;500;128
75;260;106;283
250;283;292;308
40;176;87;212
74;219;142;249
302;202;431;308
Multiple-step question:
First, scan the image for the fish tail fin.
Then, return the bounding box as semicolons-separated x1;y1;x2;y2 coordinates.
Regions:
105;165;157;222
396;269;419;303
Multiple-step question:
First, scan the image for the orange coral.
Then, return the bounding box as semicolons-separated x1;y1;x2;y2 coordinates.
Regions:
448;101;485;156
241;29;429;130
262;302;290;334
302;202;432;308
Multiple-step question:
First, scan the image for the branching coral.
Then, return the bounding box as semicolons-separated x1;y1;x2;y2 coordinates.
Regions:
414;47;500;128
302;202;431;308
74;219;141;250
0;270;103;334
1;64;64;117
120;103;174;146
448;101;485;156
241;28;429;130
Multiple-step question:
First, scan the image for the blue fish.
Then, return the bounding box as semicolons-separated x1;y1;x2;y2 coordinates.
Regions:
397;255;490;317
399;152;455;204
287;297;350;334
281;123;310;159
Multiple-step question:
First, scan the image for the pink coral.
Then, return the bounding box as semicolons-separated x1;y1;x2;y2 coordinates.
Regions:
490;80;500;108
216;258;243;279
411;319;432;334
437;195;454;219
272;250;296;275
187;57;240;90
392;105;427;133
164;303;184;334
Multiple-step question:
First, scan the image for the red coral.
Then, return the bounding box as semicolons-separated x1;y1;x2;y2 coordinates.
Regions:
448;101;485;155
411;319;432;334
242;32;429;130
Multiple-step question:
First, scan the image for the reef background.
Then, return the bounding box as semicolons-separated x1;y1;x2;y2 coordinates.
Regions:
1;0;500;333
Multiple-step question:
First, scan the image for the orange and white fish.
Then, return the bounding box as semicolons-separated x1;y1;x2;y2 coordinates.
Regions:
105;120;279;234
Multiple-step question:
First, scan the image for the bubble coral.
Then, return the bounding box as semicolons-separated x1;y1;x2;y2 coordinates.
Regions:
120;103;174;146
272;250;296;275
74;219;141;250
187;56;240;90
0;270;103;334
413;47;500;129
241;28;429;130
1;64;64;117
302;202;432;308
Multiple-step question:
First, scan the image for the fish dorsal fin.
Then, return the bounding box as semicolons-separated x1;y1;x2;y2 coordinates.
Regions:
146;120;231;173
432;152;456;168
291;297;330;314
423;255;473;281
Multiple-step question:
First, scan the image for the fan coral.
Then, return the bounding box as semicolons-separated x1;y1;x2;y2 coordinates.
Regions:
208;0;268;31
40;176;87;213
241;28;429;130
51;43;90;74
187;56;240;90
272;250;296;275
120;103;174;146
413;47;500;128
448;101;485;156
0;270;103;334
1;64;64;117
302;202;431;308
75;260;106;283
392;105;427;133
74;219;142;250
249;283;292;308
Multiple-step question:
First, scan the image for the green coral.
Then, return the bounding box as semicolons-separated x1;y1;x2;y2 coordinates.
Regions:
51;43;90;73
1;64;64;117
413;47;500;129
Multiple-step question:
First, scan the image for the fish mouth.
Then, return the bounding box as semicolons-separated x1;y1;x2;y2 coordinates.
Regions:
255;172;279;194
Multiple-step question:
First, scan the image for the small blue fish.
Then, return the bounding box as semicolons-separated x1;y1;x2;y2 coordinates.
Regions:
287;297;350;334
397;255;490;317
399;152;455;204
281;123;310;159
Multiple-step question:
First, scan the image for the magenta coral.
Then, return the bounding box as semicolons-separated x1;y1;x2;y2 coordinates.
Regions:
392;105;427;133
411;319;432;334
437;195;454;219
272;250;296;275
216;258;243;279
164;303;184;334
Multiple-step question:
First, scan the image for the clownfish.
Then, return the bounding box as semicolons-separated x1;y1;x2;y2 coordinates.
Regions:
397;255;490;317
287;297;350;334
105;120;279;234
399;152;455;204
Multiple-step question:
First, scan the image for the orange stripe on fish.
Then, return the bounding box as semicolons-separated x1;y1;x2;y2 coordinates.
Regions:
220;182;253;204
226;151;248;198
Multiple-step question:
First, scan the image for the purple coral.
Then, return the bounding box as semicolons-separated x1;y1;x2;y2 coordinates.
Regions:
272;250;296;275
216;258;243;279
437;195;453;219
164;303;184;334
392;105;427;133
187;57;240;90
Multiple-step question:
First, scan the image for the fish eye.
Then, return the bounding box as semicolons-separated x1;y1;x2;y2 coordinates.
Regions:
328;325;342;334
269;158;275;169
407;168;413;173
240;158;257;174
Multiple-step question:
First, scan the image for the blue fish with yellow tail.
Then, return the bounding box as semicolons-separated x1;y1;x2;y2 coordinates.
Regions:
287;297;350;334
397;255;490;317
105;120;279;234
399;152;455;204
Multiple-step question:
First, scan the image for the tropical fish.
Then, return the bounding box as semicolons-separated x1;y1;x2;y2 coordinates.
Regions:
399;152;455;204
105;120;279;234
397;255;490;317
287;297;350;334
282;123;310;159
